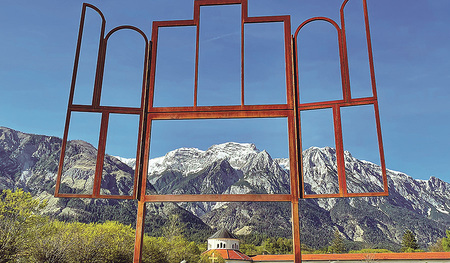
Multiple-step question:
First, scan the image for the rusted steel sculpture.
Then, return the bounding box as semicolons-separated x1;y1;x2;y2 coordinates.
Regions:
55;0;388;262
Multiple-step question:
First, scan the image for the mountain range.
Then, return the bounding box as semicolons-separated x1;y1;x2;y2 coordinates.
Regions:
1;126;449;250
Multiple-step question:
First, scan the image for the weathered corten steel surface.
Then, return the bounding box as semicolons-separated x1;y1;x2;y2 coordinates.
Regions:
55;1;388;262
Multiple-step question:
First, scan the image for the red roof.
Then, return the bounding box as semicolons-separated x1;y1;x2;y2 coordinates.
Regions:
251;252;450;261
207;249;253;261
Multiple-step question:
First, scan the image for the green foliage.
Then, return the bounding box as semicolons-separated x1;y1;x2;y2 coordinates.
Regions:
402;247;424;253
310;247;328;254
26;220;203;263
141;236;169;263
300;243;315;254
328;230;347;254
262;237;293;254
0;188;47;221
349;248;393;253
401;229;419;252
28;220;137;263
239;236;293;255
443;230;450;252
155;235;200;263
239;243;265;255
0;188;47;262
162;214;186;240
0;189;206;263
26;220;209;263
237;233;269;246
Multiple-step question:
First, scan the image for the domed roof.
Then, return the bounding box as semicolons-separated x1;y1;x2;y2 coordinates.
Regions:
208;228;238;240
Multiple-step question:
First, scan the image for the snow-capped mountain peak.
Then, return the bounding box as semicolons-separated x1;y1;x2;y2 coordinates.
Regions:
148;142;261;179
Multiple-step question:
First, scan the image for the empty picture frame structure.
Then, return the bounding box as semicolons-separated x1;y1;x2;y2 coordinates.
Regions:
54;1;389;262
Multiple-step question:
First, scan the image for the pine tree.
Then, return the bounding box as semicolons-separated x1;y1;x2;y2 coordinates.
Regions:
401;229;419;252
328;229;346;254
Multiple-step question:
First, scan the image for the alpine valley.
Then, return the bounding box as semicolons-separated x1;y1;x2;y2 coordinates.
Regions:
1;126;449;250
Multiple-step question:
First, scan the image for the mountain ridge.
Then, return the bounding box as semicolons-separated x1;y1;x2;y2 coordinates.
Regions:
139;141;450;248
1;126;449;249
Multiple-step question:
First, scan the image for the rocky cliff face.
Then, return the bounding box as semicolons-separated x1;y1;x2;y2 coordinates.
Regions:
148;143;290;216
1;126;449;249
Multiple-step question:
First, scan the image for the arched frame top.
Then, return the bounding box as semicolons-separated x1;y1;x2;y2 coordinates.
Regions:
55;3;151;201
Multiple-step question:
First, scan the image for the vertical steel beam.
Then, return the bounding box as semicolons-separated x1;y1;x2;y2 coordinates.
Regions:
291;200;301;263
291;35;303;263
93;112;109;196
133;200;146;263
133;39;153;261
333;105;347;196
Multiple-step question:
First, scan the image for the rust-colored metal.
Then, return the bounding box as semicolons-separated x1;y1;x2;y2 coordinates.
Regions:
133;200;146;260
55;3;149;200
293;0;389;199
55;1;388;263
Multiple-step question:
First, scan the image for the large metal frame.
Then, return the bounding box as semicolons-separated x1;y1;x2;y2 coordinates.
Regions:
54;1;388;262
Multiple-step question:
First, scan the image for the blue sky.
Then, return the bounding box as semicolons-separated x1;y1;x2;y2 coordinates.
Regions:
0;0;449;183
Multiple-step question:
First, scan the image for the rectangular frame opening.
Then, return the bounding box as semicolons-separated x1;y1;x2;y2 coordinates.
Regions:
100;113;140;196
341;104;384;194
146;118;291;200
58;112;101;195
300;108;339;196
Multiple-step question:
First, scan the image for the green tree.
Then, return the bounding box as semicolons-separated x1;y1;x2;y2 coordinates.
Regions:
401;229;419;252
0;188;47;262
328;230;346;254
442;230;450;252
141;236;169;263
262;237;293;254
156;235;200;263
239;243;264;255
163;214;186;241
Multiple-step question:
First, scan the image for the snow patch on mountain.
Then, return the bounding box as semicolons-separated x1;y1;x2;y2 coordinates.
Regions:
114;156;136;170
147;142;260;178
274;158;290;171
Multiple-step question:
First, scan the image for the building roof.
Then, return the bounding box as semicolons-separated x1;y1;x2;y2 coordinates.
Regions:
251;252;450;262
208;249;253;261
208;228;238;240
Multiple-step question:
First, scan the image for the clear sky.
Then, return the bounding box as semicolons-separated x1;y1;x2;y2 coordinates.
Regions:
0;0;449;183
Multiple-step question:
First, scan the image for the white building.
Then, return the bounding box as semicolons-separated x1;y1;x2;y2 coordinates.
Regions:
205;228;252;262
208;228;241;250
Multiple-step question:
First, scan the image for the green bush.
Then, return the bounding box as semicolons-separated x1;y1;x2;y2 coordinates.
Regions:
443;230;450;252
349;248;393;253
0;189;47;262
0;189;204;263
